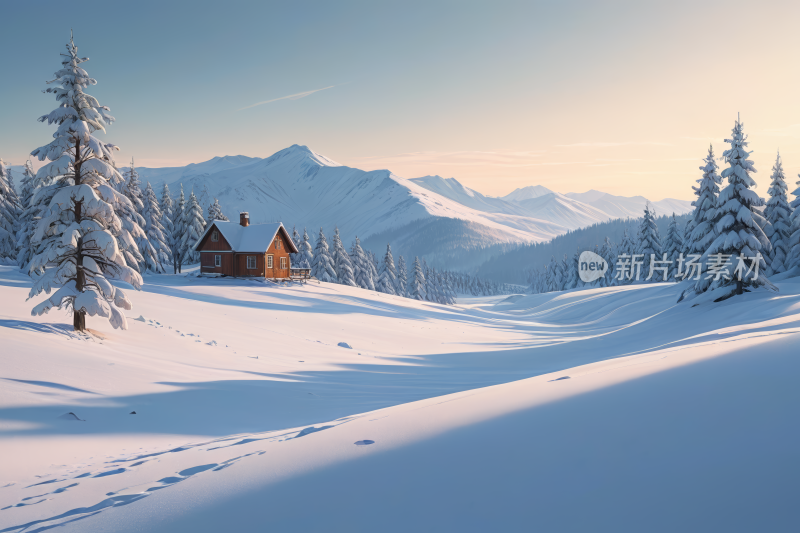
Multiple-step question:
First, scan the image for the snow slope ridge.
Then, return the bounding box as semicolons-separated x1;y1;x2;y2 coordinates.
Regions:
1;266;799;531
410;175;532;216
565;190;692;218
501;184;555;202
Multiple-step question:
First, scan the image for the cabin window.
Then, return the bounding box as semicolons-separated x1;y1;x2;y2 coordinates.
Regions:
214;255;221;267
267;255;274;268
247;256;257;269
211;230;219;242
280;257;287;269
275;239;281;250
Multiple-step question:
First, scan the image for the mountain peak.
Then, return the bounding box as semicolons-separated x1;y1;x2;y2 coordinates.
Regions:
501;185;555;203
266;144;341;168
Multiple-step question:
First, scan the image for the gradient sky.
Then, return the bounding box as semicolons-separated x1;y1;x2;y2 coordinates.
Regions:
2;0;800;200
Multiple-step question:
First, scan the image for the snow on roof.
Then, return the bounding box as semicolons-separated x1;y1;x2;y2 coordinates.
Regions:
193;221;297;253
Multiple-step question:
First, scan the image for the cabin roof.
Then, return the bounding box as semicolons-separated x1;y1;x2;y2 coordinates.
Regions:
193;221;299;253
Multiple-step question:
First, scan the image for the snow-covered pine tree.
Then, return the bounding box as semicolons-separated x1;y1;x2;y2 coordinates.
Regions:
764;152;792;275
0;159;21;264
172;184;186;272
28;34;142;331
396;255;408;296
421;258;437;301
664;214;683;281
206;198;229;222
367;250;380;289
790;174;800;270
120;162;159;273
15;160;38;270
687;145;722;256
291;226;301;266
559;254;570;290
180;190;205;265
159;183;174;265
545;257;557;291
350;237;374;290
141;182;170;273
616;228;636;284
410;256;426;300
598;237;616;287
691;117;774;301
332;227;356;286
122;158;143;211
637;204;662;282
298;228;314;268
311;227;337;282
376;244;397;295
565;248;581;290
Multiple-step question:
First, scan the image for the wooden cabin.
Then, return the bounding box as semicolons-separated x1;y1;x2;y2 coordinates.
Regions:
194;213;299;279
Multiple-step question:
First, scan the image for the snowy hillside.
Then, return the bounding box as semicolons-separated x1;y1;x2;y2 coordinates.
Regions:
1;267;798;531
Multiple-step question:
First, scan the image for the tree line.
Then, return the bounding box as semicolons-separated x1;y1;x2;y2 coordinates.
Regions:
290;227;516;304
529;118;799;303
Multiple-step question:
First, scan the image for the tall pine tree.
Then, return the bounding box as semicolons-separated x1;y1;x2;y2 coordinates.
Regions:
172;184;186;272
664;214;683;281
410;256;426;300
350;237;375;290
376;244;397;295
396;255;408;297
297;228;314;268
0;159;20;264
160;183;174;265
180;190;205;265
311;227;337;282
764;152;792;275
332;227;356;286
141;182;170;273
28;33;141;331
687;145;722;256
15;160;38;270
691;117;774;301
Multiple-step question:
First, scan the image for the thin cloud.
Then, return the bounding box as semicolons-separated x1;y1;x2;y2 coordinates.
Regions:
555;141;671;148
238;85;336;111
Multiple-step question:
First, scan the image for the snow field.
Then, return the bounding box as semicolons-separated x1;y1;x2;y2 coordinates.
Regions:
1;267;799;531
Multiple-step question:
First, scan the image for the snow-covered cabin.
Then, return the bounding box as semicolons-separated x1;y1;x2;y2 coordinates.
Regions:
194;213;298;279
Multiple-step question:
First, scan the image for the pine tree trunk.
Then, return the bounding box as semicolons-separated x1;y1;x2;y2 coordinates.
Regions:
73;136;86;332
73;309;86;331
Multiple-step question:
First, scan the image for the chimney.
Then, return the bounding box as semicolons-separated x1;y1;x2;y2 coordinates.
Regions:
240;212;250;227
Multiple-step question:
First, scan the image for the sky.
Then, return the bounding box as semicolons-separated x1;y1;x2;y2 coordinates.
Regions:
2;0;800;201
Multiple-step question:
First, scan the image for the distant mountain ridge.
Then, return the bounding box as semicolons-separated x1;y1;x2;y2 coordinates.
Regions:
2;146;693;270
411;176;692;230
113;146;693;269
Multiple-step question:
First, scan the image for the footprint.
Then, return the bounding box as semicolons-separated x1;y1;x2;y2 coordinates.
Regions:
354;440;375;446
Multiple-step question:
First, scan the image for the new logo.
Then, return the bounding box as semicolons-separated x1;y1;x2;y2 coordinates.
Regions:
579;251;608;283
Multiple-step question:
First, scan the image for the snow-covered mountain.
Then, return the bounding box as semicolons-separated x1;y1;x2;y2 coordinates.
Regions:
501;185;555;202
564;190;692;219
410;175;531;216
413;177;692;229
131;146;567;269
122;146;691;268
